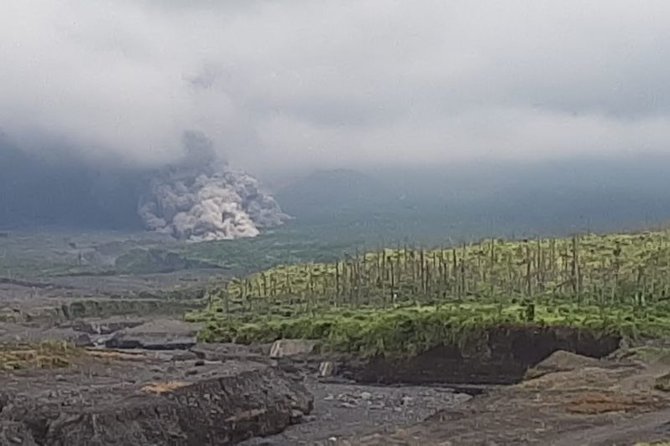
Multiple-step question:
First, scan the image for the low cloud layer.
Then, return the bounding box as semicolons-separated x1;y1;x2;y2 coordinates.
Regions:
1;1;670;173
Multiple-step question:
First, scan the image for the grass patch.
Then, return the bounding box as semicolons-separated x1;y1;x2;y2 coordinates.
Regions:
0;341;81;370
196;301;670;357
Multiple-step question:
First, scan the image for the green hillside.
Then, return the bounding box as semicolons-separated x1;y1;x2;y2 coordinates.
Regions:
189;230;670;355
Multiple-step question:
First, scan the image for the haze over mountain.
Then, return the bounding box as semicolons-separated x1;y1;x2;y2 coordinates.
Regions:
0;139;144;230
273;156;670;243
3;121;670;242
1;1;670;240
275;169;396;219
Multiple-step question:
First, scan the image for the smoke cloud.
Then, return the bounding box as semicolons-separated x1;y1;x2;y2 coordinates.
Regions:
138;132;288;241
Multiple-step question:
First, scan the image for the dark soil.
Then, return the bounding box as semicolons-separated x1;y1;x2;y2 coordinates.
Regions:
342;326;621;385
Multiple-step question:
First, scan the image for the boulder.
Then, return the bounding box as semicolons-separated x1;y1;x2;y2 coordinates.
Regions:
269;340;319;359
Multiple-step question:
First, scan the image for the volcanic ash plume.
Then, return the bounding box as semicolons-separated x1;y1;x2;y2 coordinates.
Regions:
138;136;288;242
139;167;288;241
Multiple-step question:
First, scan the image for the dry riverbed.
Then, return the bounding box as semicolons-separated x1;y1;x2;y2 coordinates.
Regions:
240;380;471;446
4;311;670;445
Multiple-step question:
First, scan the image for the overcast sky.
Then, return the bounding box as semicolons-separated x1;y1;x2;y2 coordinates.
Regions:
1;0;669;174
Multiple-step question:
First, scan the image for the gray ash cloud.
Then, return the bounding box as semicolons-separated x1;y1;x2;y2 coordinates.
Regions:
137;132;288;242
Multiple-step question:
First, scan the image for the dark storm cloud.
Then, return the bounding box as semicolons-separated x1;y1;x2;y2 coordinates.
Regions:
1;0;669;173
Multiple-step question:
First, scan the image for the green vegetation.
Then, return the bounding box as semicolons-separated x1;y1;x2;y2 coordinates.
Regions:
0;228;359;279
195;303;670;357
189;230;670;355
176;228;358;276
114;248;219;274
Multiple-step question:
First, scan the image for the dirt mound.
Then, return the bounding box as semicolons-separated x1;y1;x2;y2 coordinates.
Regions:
519;363;642;393
524;350;601;380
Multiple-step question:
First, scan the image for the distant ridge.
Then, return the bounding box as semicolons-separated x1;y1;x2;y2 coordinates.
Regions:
275;168;397;220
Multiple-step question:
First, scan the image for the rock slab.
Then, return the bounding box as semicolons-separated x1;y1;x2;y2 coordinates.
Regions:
1;367;313;446
104;319;201;350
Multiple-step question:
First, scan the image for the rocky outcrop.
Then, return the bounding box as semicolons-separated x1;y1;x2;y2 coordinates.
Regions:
104;319;201;350
191;343;269;362
67;319;145;335
1;367;312;446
